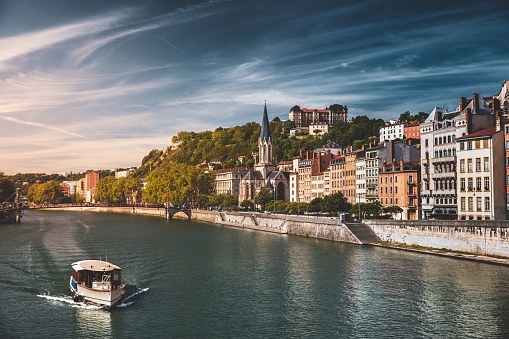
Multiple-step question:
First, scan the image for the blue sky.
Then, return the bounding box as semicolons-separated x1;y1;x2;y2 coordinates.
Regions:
1;0;508;174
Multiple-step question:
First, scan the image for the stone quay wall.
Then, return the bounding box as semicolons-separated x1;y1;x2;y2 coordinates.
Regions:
365;220;509;257
191;210;361;244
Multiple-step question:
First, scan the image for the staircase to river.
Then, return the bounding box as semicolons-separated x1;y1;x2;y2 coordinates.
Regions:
344;222;380;244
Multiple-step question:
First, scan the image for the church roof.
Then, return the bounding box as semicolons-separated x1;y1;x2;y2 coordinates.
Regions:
242;170;264;180
260;102;271;141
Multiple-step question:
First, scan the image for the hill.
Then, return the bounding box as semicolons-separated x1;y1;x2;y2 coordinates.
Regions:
133;116;385;178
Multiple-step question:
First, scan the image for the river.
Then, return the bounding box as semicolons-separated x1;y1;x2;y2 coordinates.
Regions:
1;210;509;338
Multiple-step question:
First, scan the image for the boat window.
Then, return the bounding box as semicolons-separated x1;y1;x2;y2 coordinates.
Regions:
113;270;120;281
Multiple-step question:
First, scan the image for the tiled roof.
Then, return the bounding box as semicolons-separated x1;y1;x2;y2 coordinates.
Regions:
215;167;250;174
456;127;497;140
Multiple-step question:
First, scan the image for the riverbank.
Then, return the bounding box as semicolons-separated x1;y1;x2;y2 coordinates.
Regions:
36;206;509;265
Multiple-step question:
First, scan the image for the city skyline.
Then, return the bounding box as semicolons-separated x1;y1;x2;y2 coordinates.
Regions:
1;0;509;174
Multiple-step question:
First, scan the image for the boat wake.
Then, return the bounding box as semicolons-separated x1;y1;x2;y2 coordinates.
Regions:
37;287;148;309
37;294;102;310
116;287;149;307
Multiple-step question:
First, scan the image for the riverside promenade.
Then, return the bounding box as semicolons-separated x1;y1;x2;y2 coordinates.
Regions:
37;206;509;265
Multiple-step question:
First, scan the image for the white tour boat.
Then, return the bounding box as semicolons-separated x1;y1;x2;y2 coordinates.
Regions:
70;260;125;308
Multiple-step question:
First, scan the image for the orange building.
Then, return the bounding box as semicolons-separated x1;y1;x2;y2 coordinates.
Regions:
379;160;420;220
404;123;421;139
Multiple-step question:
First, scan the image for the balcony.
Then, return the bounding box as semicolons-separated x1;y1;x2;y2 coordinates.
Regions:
366;191;379;198
366;184;377;188
422;158;430;166
434;189;456;195
431;172;457;179
408;192;417;197
407;181;417;186
431;156;456;164
421;190;431;196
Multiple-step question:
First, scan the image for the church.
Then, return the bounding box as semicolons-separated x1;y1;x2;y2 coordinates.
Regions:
239;104;290;207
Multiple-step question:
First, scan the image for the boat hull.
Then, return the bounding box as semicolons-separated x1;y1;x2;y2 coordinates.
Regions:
70;277;124;308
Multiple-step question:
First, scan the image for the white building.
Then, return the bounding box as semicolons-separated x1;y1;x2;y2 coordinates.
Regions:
355;157;366;203
420;94;496;219
379;123;404;141
62;181;78;196
309;122;329;136
456;126;505;220
115;168;136;178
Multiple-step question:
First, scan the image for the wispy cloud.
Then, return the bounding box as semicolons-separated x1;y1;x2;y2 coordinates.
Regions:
0;116;85;138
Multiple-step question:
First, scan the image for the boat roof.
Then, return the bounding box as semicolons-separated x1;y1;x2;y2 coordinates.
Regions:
72;260;121;272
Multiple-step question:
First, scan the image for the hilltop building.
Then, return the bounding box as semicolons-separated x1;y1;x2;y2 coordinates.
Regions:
289;104;348;128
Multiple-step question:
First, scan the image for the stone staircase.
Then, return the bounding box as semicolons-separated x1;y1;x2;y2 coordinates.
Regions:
344;222;380;244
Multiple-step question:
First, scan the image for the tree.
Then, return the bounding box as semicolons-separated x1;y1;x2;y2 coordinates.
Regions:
240;199;254;211
224;195;239;209
0;173;15;203
144;163;215;205
26;181;62;204
383;205;403;218
308;198;323;212
321;192;351;216
196;194;209;209
255;188;272;211
283;119;295;134
284;202;308;214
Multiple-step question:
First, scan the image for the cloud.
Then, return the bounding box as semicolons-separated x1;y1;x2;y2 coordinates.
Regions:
0;116;85;138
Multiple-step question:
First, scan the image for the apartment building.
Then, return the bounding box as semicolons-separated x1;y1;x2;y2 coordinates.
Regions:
420;94;496;219
215;167;250;195
355;157;366;203
365;146;381;202
379;122;404;141
457;126;505;220
379;161;420;220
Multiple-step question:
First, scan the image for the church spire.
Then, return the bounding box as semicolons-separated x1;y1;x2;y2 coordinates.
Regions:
260;101;271;141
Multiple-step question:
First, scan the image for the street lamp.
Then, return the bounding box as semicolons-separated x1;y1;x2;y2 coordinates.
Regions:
165;190;169;220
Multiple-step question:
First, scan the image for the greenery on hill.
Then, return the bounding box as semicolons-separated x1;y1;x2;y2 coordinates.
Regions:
135;115;386;175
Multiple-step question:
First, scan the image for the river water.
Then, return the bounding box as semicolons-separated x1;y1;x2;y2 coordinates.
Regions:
1;210;509;338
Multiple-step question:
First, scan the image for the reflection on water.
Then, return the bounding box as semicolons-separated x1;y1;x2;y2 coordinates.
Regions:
75;306;112;338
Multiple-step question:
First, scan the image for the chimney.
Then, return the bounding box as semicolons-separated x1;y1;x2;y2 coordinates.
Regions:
400;159;404;171
459;97;467;112
383;160;387;172
392;159;396;172
493;98;501;113
473;93;479;114
465;107;472;134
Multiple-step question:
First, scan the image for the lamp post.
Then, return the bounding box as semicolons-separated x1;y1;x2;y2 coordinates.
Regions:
165;190;169;220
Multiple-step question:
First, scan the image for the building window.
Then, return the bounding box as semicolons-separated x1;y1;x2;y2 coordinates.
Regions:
460;142;465;151
460;160;465;172
477;197;482;211
476;158;481;171
484;177;489;191
485;197;490;211
476;177;482;191
425;139;428;146
484;157;489;171
468;197;473;211
460;178;465;191
467;141;472;150
467;159;472;172
461;197;466;211
468;178;473;191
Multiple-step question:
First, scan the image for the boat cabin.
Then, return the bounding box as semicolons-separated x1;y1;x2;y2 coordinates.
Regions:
71;260;122;291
